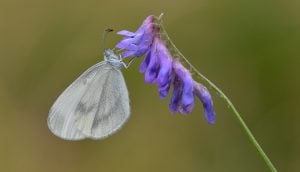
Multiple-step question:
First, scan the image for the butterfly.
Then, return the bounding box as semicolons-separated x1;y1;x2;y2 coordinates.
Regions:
48;48;130;140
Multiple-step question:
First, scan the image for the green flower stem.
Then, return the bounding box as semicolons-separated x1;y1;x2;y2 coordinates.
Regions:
159;24;278;172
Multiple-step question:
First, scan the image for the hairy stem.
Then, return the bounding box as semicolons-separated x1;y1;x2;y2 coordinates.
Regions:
159;24;277;172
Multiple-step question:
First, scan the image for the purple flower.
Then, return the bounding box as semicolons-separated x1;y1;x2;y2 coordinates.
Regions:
116;15;216;124
156;39;173;98
139;37;173;98
170;60;194;114
193;82;216;124
169;75;182;112
116;15;159;58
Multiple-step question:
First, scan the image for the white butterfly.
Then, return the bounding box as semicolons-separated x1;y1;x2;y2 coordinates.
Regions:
48;49;130;140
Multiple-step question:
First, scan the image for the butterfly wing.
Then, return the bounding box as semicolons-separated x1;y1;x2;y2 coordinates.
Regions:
48;61;130;140
74;65;130;139
48;61;107;140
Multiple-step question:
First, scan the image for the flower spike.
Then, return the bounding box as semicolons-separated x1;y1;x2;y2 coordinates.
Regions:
116;14;215;123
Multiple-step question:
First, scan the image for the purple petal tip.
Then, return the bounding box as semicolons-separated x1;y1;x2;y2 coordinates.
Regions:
193;81;216;124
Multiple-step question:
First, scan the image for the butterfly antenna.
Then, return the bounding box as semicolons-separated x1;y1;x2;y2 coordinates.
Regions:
102;28;114;51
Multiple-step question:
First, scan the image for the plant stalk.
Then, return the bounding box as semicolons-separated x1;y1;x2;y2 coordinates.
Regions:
159;24;278;172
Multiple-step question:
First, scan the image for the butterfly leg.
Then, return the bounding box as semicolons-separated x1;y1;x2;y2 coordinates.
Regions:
121;57;135;69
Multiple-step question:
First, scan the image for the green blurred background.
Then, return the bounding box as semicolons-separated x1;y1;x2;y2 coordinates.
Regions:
1;0;299;171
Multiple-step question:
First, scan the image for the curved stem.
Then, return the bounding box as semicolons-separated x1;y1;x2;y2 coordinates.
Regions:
160;24;277;172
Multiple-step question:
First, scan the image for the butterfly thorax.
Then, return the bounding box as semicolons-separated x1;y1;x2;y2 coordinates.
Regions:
104;49;123;69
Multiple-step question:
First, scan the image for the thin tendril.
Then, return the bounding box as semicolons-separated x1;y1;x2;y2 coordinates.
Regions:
158;23;277;172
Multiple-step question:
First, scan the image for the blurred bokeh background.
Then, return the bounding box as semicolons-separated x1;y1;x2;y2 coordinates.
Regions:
1;0;299;171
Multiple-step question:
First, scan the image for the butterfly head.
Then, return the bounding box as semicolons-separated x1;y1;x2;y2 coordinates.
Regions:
104;49;124;69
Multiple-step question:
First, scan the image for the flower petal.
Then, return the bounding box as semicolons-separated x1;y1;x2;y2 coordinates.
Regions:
116;42;138;51
121;51;136;58
136;15;156;33
156;39;173;88
145;45;159;83
193;82;215;124
173;60;194;114
116;33;143;49
169;76;183;113
158;79;172;98
117;30;135;37
140;51;151;73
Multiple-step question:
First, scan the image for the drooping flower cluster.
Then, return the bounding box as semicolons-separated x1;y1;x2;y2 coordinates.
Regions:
116;15;216;124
